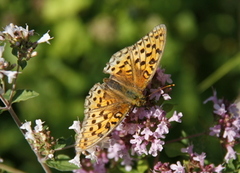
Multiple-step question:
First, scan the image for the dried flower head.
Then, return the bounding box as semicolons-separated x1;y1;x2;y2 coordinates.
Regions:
20;119;55;159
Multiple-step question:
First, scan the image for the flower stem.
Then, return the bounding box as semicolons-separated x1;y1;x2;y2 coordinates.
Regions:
165;132;207;144
1;96;52;173
9;64;20;104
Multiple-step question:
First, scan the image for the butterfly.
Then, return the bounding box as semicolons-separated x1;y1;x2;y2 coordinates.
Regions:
76;24;167;154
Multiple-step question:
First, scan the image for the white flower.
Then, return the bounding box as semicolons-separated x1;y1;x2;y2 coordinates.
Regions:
0;70;19;83
0;58;6;64
48;154;54;159
34;119;44;132
69;153;81;167
20;121;35;141
20;121;32;131
69;120;81;133
2;23;15;38
0;44;5;58
19;24;30;38
2;23;30;39
162;93;171;100
0;56;9;70
85;149;98;161
5;71;18;83
37;31;53;44
31;51;38;57
25;131;35;141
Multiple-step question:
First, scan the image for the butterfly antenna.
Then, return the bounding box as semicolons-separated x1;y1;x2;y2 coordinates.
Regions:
148;84;175;98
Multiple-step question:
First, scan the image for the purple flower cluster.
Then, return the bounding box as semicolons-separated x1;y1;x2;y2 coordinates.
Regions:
20;119;55;159
204;90;240;163
104;68;181;170
114;107;182;158
153;145;225;173
73;152;109;173
71;68;183;172
153;161;185;173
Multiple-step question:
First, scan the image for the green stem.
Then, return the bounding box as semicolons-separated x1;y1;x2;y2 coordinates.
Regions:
0;95;52;173
198;52;240;93
0;163;25;173
165;132;206;144
8;64;20;104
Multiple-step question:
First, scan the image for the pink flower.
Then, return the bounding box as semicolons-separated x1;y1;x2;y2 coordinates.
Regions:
203;90;218;105
141;127;153;140
149;139;164;157
154;121;169;138
213;103;227;116
223;127;236;142
214;164;225;173
209;125;221;137
181;145;194;155
155;68;173;84
224;145;236;162
170;161;185;173
193;152;206;167
169;111;183;123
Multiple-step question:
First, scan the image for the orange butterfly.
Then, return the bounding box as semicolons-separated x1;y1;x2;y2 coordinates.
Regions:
76;24;167;154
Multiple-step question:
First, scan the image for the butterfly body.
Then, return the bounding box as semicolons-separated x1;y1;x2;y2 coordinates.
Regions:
76;24;167;153
104;78;146;106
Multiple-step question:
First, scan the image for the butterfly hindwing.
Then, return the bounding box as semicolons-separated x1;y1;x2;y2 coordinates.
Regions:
77;83;132;150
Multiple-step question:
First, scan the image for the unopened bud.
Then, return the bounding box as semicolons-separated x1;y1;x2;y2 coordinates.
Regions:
31;51;37;57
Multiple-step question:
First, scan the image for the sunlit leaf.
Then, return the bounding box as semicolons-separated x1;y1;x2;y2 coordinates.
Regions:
46;154;79;171
4;89;39;103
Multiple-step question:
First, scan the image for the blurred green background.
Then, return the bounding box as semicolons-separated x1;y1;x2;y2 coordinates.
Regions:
0;0;239;172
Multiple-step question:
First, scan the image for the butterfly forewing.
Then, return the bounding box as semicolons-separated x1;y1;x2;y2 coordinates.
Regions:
104;24;166;90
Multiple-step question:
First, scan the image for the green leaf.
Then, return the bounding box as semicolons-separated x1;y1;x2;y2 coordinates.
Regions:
137;159;148;173
118;166;138;173
54;137;74;150
0;109;6;114
226;159;236;171
11;47;18;57
162;103;175;113
18;60;27;69
4;89;39;103
164;142;185;157
46;154;79;171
